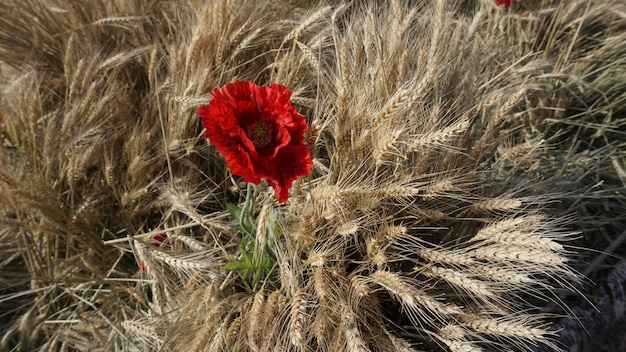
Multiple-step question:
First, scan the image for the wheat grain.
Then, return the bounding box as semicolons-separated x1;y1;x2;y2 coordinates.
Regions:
375;186;420;199
313;268;329;300
373;128;406;165
230;27;263;60
350;275;371;300
93;16;144;25
65;137;103;184
149;282;165;316
150;249;215;272
283;6;331;44
410;120;470;151
189;300;229;352
296;40;321;73
438;324;467;340
464;316;547;341
214;1;230;68
386;331;417;352
184;27;204;71
366;236;382;259
439;338;482;352
224;315;242;347
262;290;286;327
366;226;406;261
470;244;566;265
280;258;300;297
371;270;461;316
427;0;445;66
313;305;331;347
418;208;447;219
121;320;159;342
396;50;409;87
170;234;207;252
474;229;564;252
307;250;327;267
470;198;523;212
172;96;210;106
291;222;317;247
148;46;158;92
371;249;388;268
374;87;416;128
246;291;264;351
341;305;369;352
311;185;342;203
467;265;532;285
97;47;148;73
498;138;545;162
254;310;279;352
423;179;455;200
390;0;403;24
422;266;495;298
492;88;528;123
289;288;308;348
472;215;564;251
384;225;408;241
356;87;416;151
418;248;476;266
473;216;534;239
336;221;359;237
253;198;272;265
207;316;230;352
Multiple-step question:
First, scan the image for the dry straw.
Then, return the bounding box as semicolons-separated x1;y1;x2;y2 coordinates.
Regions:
1;0;625;351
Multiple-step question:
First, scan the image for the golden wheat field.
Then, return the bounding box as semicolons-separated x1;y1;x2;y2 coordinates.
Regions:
1;0;625;351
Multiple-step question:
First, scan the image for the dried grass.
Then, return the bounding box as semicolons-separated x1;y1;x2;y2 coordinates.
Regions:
1;0;625;351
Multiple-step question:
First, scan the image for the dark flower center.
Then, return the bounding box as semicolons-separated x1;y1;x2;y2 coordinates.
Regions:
247;122;273;148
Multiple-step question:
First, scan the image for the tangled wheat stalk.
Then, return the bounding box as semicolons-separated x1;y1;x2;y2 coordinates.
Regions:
1;0;625;351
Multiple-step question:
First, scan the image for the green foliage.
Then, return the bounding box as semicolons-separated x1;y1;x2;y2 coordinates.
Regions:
224;189;281;290
223;246;275;288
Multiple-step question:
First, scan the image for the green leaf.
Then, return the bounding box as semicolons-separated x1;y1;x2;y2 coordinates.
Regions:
222;198;284;290
226;202;242;222
234;236;252;248
239;247;253;264
223;259;249;271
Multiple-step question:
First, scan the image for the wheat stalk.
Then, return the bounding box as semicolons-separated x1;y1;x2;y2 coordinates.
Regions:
2;0;622;351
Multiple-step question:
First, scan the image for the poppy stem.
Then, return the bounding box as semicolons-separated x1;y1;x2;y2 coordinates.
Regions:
240;183;256;233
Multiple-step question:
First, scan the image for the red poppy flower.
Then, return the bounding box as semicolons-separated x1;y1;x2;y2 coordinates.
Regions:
151;226;171;250
198;80;313;202
496;0;514;6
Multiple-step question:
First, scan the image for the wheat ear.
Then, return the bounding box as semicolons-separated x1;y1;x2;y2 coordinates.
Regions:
370;270;461;316
289;288;309;348
340;305;369;352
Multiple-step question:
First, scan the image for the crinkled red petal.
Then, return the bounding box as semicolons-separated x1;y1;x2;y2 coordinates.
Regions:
198;80;313;202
